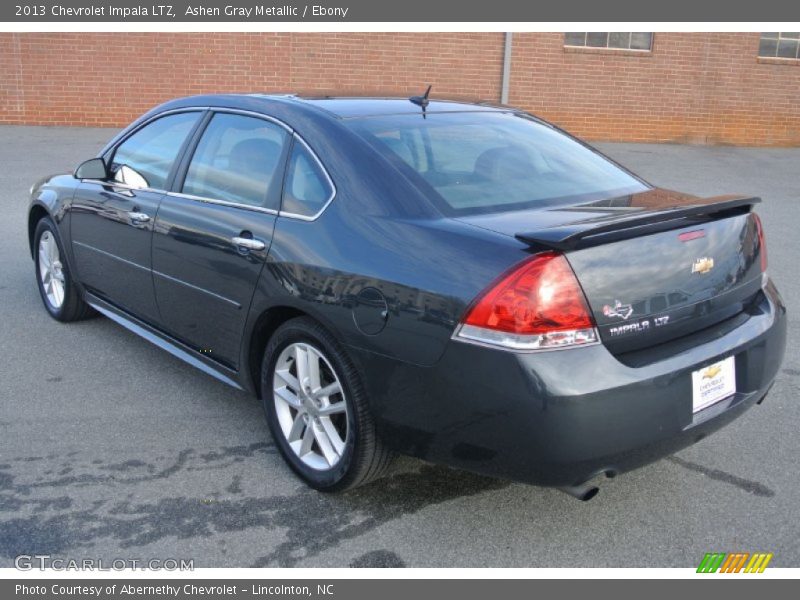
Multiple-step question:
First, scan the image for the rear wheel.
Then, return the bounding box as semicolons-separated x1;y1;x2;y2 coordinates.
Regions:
261;317;393;491
33;217;93;322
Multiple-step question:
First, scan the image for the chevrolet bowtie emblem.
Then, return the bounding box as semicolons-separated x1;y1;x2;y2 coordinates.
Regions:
692;257;715;274
702;365;722;379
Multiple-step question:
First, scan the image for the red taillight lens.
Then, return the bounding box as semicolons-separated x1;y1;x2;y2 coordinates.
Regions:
457;252;597;350
753;213;768;272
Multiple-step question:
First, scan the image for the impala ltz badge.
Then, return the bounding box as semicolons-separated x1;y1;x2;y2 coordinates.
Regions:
692;257;715;274
605;297;671;338
603;300;633;320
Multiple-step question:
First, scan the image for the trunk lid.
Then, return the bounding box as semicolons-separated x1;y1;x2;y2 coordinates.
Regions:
457;189;765;353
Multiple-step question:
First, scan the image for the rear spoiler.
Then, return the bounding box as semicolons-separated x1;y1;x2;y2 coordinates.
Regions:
515;196;760;251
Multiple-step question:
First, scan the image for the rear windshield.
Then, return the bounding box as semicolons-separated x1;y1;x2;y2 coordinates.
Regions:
346;111;648;215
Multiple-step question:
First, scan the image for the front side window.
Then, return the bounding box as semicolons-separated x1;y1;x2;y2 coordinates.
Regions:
281;139;334;218
347;112;647;216
182;113;288;209
758;32;800;59
565;32;653;51
111;111;200;190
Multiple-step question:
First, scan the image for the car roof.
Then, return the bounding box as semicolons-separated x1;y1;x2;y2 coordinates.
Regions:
272;96;513;119
156;93;514;121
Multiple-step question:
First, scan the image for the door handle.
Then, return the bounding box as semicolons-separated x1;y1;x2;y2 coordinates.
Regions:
127;211;150;223
232;236;266;251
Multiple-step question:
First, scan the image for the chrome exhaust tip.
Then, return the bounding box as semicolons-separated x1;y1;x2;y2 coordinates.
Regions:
558;482;600;501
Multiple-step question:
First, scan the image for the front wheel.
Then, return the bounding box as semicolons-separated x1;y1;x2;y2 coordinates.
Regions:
261;317;393;491
33;217;93;322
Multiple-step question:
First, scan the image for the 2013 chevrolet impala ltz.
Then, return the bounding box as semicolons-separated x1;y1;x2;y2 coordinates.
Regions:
27;93;786;499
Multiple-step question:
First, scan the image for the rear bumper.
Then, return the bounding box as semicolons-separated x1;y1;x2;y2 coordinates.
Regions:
352;279;787;487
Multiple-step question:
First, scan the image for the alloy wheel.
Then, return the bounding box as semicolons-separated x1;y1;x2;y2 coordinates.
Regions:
38;231;65;309
272;342;349;470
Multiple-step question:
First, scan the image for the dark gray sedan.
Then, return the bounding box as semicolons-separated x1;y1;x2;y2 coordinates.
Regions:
27;94;786;499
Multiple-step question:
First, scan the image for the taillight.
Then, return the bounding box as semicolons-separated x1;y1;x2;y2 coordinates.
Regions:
753;213;768;272
455;252;598;351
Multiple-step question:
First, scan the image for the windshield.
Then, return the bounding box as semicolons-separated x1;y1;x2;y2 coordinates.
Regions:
346;111;649;216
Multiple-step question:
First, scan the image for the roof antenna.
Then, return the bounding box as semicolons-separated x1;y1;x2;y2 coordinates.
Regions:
409;85;432;117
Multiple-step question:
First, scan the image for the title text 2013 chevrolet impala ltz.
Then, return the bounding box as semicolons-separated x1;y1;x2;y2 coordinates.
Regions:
27;93;786;499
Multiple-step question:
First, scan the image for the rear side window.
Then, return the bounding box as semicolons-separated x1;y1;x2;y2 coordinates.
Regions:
182;113;288;209
281;139;334;218
347;112;648;216
111;112;200;190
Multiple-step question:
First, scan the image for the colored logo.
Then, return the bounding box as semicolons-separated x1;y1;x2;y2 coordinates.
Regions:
701;365;722;379
696;552;773;573
691;257;715;274
602;299;633;320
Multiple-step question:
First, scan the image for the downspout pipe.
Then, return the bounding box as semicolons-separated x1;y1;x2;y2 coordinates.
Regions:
500;32;513;105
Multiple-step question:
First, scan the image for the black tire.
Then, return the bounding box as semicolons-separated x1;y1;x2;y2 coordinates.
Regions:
33;217;94;322
261;316;394;491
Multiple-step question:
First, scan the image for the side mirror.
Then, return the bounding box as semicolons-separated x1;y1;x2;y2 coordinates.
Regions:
74;157;108;180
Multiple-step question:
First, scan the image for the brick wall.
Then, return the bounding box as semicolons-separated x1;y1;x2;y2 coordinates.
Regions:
510;33;800;145
1;32;798;145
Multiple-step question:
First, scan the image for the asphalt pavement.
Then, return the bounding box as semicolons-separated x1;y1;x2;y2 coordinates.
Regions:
0;125;798;567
